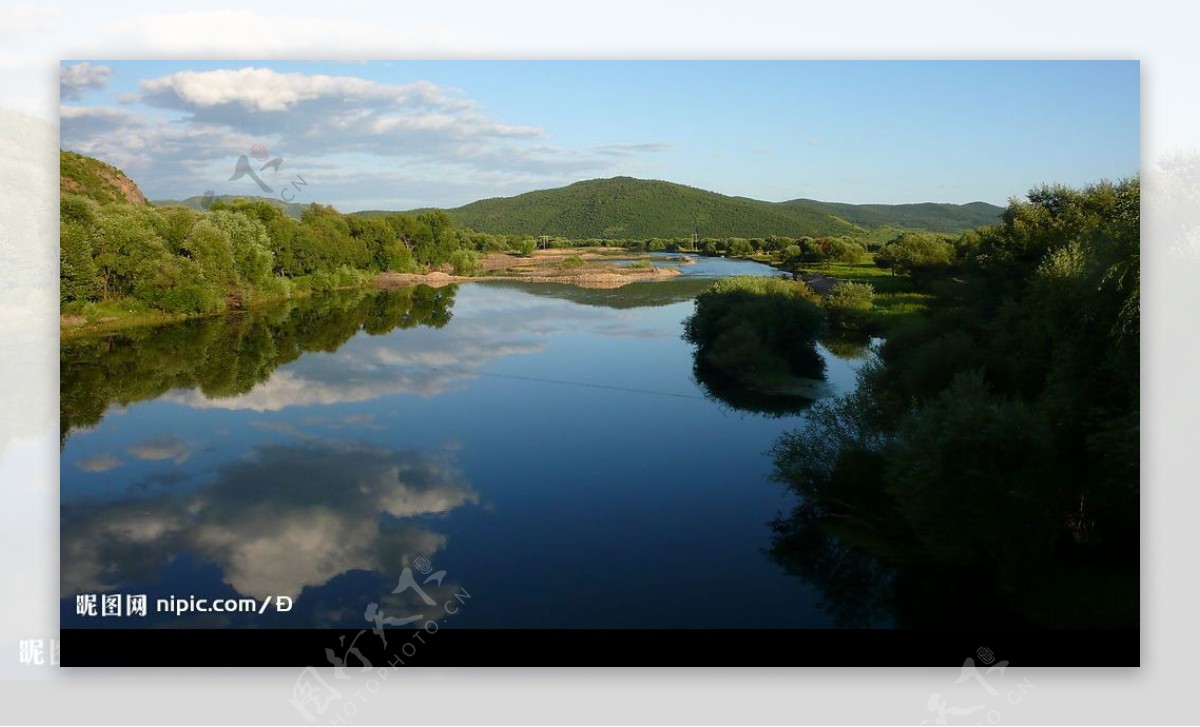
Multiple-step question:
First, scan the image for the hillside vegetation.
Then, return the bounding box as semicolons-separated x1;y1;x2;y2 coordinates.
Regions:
60;151;488;326
766;178;1139;627
358;177;1003;239
152;194;309;219
60;151;148;206
780;198;1005;235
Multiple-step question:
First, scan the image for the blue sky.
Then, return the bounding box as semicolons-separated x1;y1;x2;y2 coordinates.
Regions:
59;60;1139;212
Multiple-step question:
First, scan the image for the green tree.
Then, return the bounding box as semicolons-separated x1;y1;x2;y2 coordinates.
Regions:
209;210;276;297
60;219;100;303
91;205;174;300
182;218;237;291
875;232;953;275
515;236;537;256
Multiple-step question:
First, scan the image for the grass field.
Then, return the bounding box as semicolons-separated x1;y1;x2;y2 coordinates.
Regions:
789;258;934;331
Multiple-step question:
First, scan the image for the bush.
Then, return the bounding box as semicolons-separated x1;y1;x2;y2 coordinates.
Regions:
876;233;954;275
885;372;1060;576
727;238;754;257
514;237;538;256
684;276;827;390
828;239;867;264
132;256;223;314
825;281;875;329
449;249;480;276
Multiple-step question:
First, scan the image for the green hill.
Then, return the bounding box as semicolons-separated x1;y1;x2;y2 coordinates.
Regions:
359;177;1004;239
395;177;861;238
152;194;309;219
60;150;148;205
780;198;1004;235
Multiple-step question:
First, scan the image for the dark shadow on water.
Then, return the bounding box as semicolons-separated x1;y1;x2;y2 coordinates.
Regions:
481;278;718;310
690;356;822;417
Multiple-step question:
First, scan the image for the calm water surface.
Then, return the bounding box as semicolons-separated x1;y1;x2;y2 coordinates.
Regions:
60;257;875;628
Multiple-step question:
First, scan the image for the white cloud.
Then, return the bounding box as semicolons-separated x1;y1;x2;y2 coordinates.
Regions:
160;288;632;412
59;62;111;100
140;68;438;113
595;141;671;156
135;66;544;154
74;452;123;472
165;341;546;412
58;64;668;207
61;441;478;603
126;434;191;464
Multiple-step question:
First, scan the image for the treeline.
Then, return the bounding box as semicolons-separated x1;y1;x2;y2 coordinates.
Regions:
61;192;498;315
499;232;876;265
768;178;1139;627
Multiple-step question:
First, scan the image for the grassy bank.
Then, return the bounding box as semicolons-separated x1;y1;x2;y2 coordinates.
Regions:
60;280;373;340
775;258;933;333
62;247;680;338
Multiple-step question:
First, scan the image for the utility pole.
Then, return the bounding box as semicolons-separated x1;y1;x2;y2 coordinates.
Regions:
540;235;550;250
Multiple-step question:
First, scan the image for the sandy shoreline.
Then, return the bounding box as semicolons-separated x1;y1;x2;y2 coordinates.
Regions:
61;249;690;336
375;266;682;290
376;248;685;290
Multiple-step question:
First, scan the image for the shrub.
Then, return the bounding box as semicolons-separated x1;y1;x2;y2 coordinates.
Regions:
684;276;827;390
515;237;538;256
876;233;954;275
828;239;867;264
449;249;480;276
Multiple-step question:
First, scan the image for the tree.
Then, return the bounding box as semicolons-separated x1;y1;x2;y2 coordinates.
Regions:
875;232;953;275
60;219;99;303
209;210;276;297
727;238;754;257
182;218;237;291
769;178;1140;628
414;210;458;266
684;276;827;393
827;238;866;264
515;236;537;256
90;205;174;300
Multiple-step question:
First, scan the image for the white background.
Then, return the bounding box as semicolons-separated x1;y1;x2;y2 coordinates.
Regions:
0;0;1192;723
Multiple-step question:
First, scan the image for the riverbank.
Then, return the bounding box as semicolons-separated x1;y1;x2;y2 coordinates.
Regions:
729;252;933;333
60;248;684;338
377;248;681;290
62;301;212;340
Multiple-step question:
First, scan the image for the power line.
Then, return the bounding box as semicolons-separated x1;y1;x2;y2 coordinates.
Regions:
423;365;707;402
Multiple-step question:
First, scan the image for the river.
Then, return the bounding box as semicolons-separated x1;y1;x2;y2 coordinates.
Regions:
60;256;876;628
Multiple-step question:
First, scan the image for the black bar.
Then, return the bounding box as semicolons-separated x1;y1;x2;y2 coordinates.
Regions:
60;628;1139;667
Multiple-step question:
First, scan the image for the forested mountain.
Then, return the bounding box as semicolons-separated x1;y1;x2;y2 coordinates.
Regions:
411;177;862;238
358;177;1004;238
